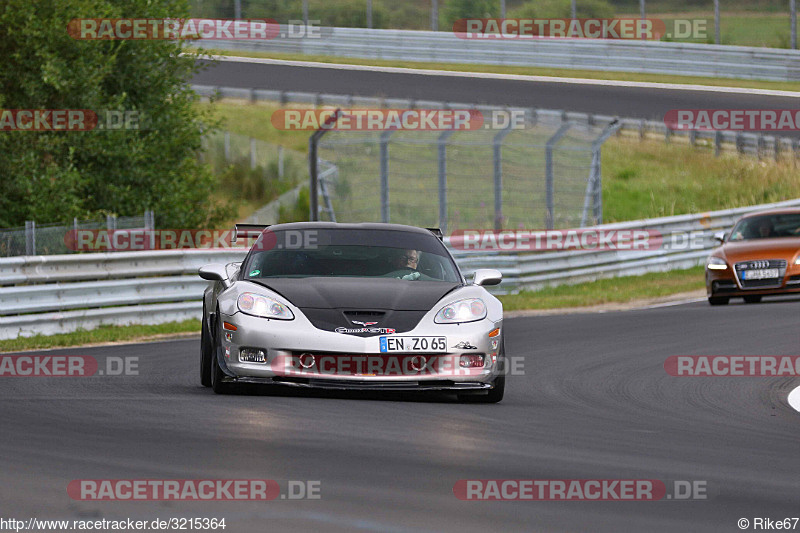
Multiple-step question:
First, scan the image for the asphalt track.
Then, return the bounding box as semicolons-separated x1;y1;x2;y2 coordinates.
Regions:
192;58;800;129
2;297;799;532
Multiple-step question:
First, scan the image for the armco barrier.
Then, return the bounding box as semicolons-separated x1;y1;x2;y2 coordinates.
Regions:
193;26;800;82
1;197;799;339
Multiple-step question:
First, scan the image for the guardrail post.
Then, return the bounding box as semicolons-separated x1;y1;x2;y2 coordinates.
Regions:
380;129;395;223
792;0;797;49
714;131;722;156
106;215;117;230
437;130;455;234
250;138;257;170
431;0;438;31
278;145;285;178
25;220;35;256
545;123;572;230
493;124;514;231
367;0;373;29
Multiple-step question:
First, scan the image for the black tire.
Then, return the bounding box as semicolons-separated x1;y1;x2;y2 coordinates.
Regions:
708;296;729;306
200;303;212;387
459;375;505;403
210;308;235;394
743;295;762;304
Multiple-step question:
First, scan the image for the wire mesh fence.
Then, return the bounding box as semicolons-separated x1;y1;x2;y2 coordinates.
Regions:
314;114;618;232
0;213;153;257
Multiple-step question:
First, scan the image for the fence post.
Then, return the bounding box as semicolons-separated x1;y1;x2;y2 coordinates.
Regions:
493;125;514;231
25;220;35;256
792;0;797;50
582;120;621;227
380;130;394;223
545;123;572;230
714;0;720;44
714;130;722;156
437;130;455;234
224;131;231;161
308;109;342;221
431;0;438;31
278;145;285;178
250;137;257;170
367;0;373;28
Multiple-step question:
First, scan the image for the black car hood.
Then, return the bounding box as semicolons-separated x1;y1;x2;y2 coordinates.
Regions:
250;277;459;310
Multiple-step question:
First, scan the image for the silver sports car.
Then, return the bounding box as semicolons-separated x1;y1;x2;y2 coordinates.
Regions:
198;222;506;402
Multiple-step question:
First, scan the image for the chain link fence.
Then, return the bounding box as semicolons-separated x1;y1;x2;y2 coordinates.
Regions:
0;212;154;257
312;113;619;232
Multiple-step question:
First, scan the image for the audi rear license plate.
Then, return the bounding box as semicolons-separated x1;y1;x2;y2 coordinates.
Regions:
380;336;447;353
742;269;780;280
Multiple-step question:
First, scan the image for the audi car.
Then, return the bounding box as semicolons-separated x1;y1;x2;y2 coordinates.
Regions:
198;222;506;402
705;208;800;305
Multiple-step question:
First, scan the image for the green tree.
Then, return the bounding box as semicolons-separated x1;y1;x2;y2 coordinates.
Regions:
0;0;231;228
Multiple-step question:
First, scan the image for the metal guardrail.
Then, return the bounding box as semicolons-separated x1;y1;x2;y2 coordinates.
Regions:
2;198;799;340
193;85;800;161
193;26;800;82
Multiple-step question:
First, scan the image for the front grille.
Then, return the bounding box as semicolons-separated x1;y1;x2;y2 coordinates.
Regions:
734;259;786;289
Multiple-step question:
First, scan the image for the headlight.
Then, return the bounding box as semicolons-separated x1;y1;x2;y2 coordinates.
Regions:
237;292;294;320
435;298;487;324
706;256;727;270
795;256;800;265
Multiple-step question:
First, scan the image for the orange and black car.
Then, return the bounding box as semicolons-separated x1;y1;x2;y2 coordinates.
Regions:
705;208;800;305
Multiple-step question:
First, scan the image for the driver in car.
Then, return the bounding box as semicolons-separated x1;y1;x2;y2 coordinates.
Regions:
394;249;421;280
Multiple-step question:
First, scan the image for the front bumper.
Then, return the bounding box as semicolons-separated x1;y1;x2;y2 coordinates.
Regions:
706;264;800;297
216;311;504;389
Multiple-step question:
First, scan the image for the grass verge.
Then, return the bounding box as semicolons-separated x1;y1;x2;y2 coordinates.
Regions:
193;48;800;93
499;266;705;311
0;320;200;353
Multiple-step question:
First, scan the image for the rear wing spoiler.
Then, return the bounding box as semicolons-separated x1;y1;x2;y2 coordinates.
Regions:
234;224;270;243
427;228;443;241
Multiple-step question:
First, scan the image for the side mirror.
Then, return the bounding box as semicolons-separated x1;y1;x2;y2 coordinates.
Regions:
713;231;726;244
199;264;229;283
473;269;502;287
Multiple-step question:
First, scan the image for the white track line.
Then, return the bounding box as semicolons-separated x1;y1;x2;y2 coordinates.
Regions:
789;385;800;414
207;55;800;98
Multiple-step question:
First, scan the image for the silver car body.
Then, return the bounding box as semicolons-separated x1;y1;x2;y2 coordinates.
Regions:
200;222;504;396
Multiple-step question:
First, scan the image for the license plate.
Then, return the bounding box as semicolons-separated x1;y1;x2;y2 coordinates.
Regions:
742;268;779;280
379;336;447;353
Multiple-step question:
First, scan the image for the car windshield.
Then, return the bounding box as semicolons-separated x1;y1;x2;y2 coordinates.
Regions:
243;228;461;283
728;214;800;241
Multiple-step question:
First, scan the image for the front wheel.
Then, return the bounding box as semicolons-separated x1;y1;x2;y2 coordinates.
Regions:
458;375;505;403
200;303;212;387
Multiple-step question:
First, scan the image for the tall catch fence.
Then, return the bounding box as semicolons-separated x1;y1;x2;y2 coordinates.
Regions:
312;112;620;232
